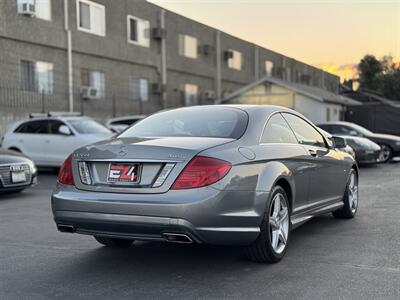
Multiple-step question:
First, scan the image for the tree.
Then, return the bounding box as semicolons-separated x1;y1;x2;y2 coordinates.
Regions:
358;55;382;91
357;54;400;101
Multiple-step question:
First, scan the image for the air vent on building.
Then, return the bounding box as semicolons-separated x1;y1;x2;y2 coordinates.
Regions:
199;44;214;56
151;83;165;95
223;50;234;60
151;28;167;40
18;0;35;17
80;86;100;100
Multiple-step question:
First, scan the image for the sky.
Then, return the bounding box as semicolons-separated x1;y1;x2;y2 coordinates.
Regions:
148;0;400;81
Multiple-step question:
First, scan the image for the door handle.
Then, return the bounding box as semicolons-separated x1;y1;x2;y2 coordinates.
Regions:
308;149;317;157
45;140;50;144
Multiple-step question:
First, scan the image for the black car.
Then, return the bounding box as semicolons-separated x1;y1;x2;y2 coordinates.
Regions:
342;136;382;165
0;148;37;193
318;121;400;163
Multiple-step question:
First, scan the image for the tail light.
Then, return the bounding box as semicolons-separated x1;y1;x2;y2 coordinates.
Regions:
58;154;74;185
171;156;231;190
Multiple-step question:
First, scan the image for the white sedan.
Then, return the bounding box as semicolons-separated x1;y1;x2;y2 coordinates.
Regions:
2;116;113;167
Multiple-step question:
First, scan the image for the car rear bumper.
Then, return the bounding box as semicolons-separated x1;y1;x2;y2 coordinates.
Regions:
51;185;267;245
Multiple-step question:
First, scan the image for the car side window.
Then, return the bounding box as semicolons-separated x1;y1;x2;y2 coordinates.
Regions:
15;120;50;134
261;113;298;144
282;114;327;148
49;120;68;135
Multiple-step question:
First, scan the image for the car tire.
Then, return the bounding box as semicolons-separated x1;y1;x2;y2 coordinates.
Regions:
379;144;393;163
94;236;134;248
333;169;358;219
245;186;290;263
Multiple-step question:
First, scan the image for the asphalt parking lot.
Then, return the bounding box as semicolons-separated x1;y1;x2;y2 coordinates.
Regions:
1;164;400;300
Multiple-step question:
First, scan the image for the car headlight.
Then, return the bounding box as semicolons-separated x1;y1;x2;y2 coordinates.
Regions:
29;161;37;174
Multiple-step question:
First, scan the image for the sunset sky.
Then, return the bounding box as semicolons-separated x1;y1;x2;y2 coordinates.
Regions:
148;0;400;81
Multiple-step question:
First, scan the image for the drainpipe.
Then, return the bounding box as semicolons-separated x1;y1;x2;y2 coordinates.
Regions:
160;9;167;109
215;30;222;103
64;0;73;112
254;45;259;80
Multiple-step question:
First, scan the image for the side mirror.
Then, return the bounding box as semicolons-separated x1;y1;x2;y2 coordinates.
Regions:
332;136;347;149
58;125;72;136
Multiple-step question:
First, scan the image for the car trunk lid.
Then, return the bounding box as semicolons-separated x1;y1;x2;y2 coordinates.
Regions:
72;137;233;194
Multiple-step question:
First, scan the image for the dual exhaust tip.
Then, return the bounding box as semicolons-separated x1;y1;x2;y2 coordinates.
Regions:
162;233;193;244
57;224;193;244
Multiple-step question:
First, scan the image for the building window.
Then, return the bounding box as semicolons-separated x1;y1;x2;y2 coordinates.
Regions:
183;84;199;106
265;60;274;77
77;0;105;36
127;15;150;47
130;78;149;102
17;0;51;20
20;60;53;94
178;34;198;59
228;50;242;70
80;69;105;97
35;0;51;20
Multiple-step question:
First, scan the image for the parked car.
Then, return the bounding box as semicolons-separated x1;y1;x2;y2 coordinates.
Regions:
0;148;37;193
105;115;147;133
52;105;358;263
318;121;400;163
343;136;382;165
2;114;113;167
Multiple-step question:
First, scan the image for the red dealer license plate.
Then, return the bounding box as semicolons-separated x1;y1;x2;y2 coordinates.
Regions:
107;163;141;183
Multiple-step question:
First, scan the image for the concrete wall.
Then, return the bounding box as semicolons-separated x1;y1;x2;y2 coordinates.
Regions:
0;0;341;136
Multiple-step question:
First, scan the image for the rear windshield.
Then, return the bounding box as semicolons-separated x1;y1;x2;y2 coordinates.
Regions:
118;107;248;139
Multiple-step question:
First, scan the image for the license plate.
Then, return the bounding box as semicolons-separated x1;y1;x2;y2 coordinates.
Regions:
11;171;27;183
107;163;140;183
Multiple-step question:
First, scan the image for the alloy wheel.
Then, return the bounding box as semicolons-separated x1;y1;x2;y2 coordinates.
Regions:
380;145;392;162
348;172;358;214
269;193;289;254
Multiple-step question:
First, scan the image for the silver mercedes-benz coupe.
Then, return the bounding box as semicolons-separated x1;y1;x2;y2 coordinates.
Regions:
52;105;358;263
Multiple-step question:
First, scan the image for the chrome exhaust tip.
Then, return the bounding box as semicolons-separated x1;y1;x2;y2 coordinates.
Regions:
162;233;193;244
57;224;75;233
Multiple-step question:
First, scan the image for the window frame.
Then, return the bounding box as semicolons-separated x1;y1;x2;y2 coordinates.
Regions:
227;49;242;70
20;59;54;95
259;112;298;145
178;34;198;59
265;60;274;77
80;68;105;98
130;77;150;102
281;112;329;149
183;83;199;106
127;15;150;47
76;0;106;37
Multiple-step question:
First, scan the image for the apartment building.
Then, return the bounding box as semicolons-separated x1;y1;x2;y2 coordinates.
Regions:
0;0;340;126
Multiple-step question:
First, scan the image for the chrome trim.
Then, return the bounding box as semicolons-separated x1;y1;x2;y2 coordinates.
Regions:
152;163;175;187
196;227;260;233
83;158;184;163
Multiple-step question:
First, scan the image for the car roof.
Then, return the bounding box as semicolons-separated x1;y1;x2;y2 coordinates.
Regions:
162;104;299;116
318;121;355;126
107;115;147;123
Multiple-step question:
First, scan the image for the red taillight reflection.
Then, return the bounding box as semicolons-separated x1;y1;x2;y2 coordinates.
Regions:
58;154;74;185
171;156;231;190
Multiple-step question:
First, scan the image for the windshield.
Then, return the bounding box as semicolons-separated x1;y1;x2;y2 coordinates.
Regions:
67;119;112;134
118;107;248;139
348;123;373;136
